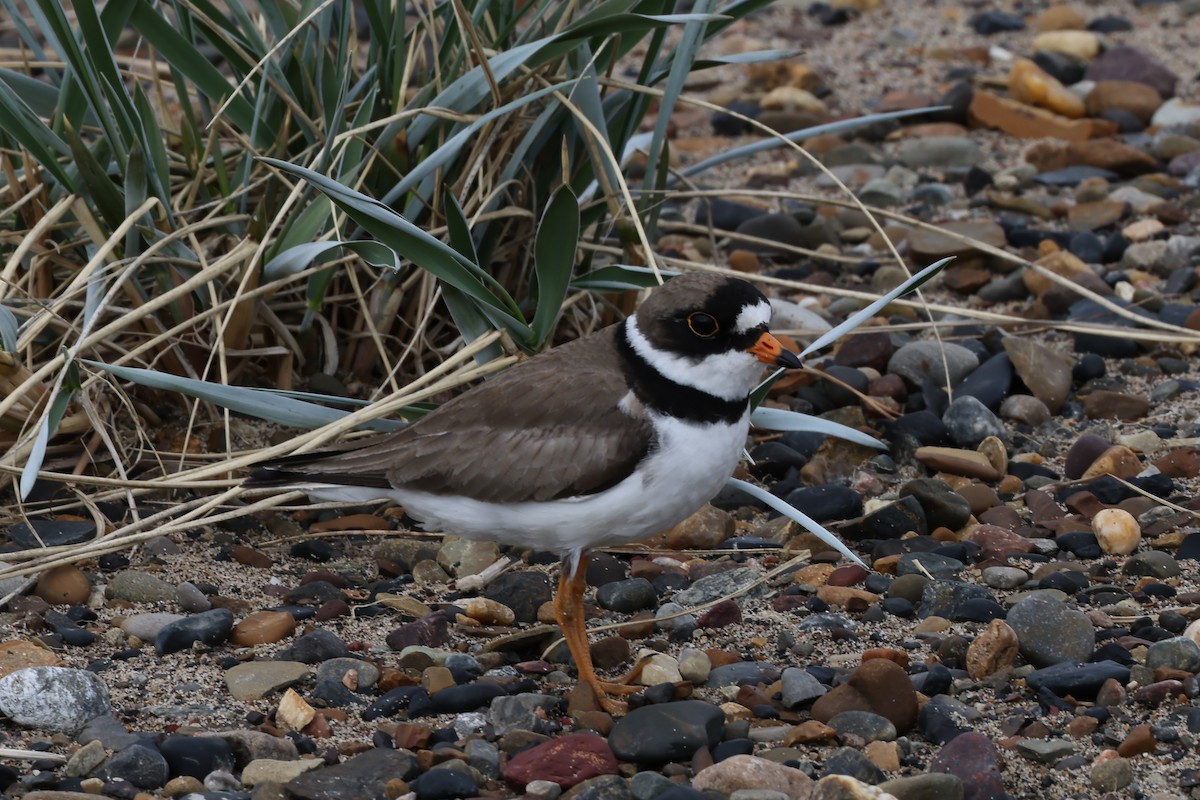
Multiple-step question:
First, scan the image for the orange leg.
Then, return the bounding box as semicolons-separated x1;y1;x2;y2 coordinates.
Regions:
555;552;637;714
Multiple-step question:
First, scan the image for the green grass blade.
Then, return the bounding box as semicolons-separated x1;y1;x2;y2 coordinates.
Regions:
726;477;866;567
570;265;672;291
262;157;531;339
85;360;402;432
531;184;580;346
0;305;19;350
678;108;945;183
800;257;951;358
0;81;73;187
750;407;884;448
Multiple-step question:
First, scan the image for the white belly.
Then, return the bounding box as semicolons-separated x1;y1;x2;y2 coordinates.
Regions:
305;412;750;558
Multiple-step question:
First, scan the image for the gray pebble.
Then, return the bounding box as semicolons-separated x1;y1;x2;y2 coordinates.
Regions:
0;666;111;735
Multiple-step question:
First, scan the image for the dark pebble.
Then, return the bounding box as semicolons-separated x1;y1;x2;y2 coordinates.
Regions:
822;745;886;783
953;597;1007;623
386;614;449;650
1069;231;1106;263
285;747;418;800
846;495;927;541
158;734;235;780
699;199;767;231
608;701;724;764
918;580;995;620
1027;660;1132;699
596;578;657;613
1088;15;1133;32
7;519;96;548
362;687;423;721
969;11;1025;33
410;769;478;800
97;743;169;790
900;479;971;531
784;485;863;522
154;609;234;656
956;353;1013;411
276;629;350;663
290;539;334;561
426;682;506;714
711;102;761;136
484;571;552;625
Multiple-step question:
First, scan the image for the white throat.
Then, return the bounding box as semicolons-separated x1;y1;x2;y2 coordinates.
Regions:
624;316;767;401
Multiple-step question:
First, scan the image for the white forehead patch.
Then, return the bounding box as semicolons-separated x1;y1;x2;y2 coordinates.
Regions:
733;300;772;334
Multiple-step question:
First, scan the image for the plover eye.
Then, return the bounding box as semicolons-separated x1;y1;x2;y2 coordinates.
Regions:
687;312;720;338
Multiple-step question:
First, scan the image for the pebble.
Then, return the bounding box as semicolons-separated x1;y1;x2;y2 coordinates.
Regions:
106;570;176;603
34;565;91;605
1091;508;1141;555
596;578;657;613
887;341;979;389
286;747;417;800
811;659;917;733
608;701;724;764
231;610;297;646
224;661;310;701
692;755;812;797
1007;594;1094;667
966;619;1020;679
0;666;110;735
154;608;234;655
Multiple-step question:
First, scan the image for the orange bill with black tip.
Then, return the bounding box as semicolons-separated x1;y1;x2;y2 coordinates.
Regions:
747;331;802;369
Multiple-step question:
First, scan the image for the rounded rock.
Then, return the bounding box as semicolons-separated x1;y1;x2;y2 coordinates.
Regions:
0;666;111;735
35;565;91;605
1007;594;1094;667
1092;508;1141;555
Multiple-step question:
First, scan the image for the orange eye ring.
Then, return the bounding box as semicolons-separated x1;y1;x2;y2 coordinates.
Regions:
687;312;720;338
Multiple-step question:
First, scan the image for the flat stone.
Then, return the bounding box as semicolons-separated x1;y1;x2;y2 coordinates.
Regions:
225;661;310;701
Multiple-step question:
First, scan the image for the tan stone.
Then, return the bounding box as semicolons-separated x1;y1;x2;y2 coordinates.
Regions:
865;740;901;772
915;447;1003;482
1082;446;1143;480
1093;508;1141;555
969;90;1107;142
1122;219;1165;242
1009;59;1085;118
760;86;826;114
231;611;297;646
693;755;813;797
0;640;62;678
460;597;515;626
1085;81;1164;124
1033;5;1086;31
1065;139;1161;177
1032;30;1100;60
785;720;837;745
1024;249;1092;297
815;586;879;609
793;563;836;587
967;619;1020;679
35;565;91;606
276;688;316;732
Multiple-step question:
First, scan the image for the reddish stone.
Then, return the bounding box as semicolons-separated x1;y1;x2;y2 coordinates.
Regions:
231;546;273;569
696;600;743;629
385;614;448;650
1117;724;1157;757
1153;447;1200;479
811;659;917;733
502;733;618;790
1134;680;1185;708
969;525;1034;557
827;565;869;587
929;732;1006;797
